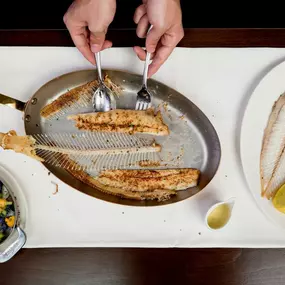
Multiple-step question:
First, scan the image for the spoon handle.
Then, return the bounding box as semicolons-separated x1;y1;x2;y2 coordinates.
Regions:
95;52;103;83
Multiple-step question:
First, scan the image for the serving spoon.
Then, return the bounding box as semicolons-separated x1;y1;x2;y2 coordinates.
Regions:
92;51;116;112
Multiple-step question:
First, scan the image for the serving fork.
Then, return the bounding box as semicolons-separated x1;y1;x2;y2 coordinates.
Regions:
135;25;153;111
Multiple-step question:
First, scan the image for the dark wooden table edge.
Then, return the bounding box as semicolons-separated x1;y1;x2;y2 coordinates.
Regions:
2;28;285;47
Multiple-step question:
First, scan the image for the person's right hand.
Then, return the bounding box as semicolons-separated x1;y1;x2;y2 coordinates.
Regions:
63;0;116;65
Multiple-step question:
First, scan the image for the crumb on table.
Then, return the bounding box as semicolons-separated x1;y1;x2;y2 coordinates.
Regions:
51;181;59;195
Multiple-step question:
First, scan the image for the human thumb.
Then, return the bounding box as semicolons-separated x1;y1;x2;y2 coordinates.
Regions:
90;31;106;53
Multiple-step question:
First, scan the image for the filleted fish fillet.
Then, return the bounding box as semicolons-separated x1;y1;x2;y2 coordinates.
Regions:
70;167;177;201
260;93;285;198
96;169;200;192
65;158;200;201
67;108;170;136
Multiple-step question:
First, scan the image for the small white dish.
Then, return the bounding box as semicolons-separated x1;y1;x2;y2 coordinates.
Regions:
205;198;235;230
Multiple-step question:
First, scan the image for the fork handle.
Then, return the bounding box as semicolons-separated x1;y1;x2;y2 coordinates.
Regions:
142;51;151;87
142;25;153;87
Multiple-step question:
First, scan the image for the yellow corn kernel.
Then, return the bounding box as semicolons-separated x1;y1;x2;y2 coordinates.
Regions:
5;216;15;227
0;199;12;208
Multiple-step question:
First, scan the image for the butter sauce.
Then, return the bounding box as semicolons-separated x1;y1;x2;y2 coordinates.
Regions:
206;199;235;230
207;204;231;229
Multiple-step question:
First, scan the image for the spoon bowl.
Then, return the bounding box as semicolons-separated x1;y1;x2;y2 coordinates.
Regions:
92;51;116;112
92;83;116;112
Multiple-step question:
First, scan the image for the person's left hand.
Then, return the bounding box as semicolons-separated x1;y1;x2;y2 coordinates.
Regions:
133;0;184;77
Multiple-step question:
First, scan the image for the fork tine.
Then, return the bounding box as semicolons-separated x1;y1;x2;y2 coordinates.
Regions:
135;101;141;110
136;101;150;111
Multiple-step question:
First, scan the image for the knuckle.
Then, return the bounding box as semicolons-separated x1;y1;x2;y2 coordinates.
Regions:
137;4;144;13
91;31;105;39
180;27;185;36
154;53;164;63
90;26;107;35
179;29;185;41
147;38;158;48
150;19;164;31
136;27;142;37
154;23;164;32
172;26;185;43
63;13;69;24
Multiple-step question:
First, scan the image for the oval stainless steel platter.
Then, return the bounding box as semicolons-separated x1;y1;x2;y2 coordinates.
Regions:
23;69;221;206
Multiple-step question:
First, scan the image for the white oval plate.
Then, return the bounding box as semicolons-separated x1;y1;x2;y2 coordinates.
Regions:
240;59;285;229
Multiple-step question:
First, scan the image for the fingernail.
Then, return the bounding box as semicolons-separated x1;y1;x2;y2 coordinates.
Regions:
91;44;100;53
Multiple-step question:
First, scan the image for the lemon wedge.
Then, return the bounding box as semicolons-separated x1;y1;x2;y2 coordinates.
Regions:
272;184;285;213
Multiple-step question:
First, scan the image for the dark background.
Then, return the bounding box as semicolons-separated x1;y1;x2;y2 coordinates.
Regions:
0;0;283;29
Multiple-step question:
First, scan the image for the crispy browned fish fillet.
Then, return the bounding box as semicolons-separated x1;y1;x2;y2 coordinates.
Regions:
96;169;200;192
68;108;170;135
0;130;44;161
72;169;176;201
65;159;176;201
40;80;99;119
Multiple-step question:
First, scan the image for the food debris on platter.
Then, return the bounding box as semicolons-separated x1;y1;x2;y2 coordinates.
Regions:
0;181;16;243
